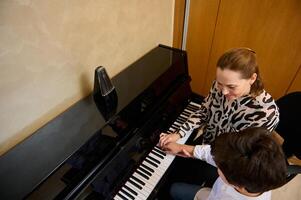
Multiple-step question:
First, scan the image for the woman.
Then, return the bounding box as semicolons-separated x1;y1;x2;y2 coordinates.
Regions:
159;47;280;199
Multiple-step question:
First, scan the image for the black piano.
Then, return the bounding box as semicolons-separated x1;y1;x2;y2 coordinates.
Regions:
0;45;203;200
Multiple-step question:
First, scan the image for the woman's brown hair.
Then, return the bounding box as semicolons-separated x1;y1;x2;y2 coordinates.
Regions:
217;48;264;96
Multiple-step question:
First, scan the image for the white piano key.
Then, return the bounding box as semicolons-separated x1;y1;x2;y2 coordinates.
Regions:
174;121;182;126
115;101;201;199
120;187;137;200
150;150;165;160
125;182;148;198
171;124;179;129
183;109;193;114
142;159;163;171
114;196;123;200
131;174;155;197
122;186;144;200
139;165;161;181
146;155;161;166
117;190;131;200
133;172;155;188
180;114;188;119
189;101;201;107
169;127;176;132
129;177;152;193
136;168;157;184
148;153;169;167
142;161;165;176
186;106;197;112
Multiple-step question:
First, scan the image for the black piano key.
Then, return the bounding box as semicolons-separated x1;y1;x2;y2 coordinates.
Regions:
124;185;138;196
131;175;145;186
151;150;164;159
117;192;128;200
176;120;186;125
178;115;187;121
136;170;149;180
120;188;134;200
187;104;199;111
145;158;158;168
186;107;196;112
154;147;166;156
138;166;152;177
175;122;182;127
182;111;191;116
141;163;154;173
129;179;143;189
180;113;188;118
147;155;160;164
177;118;186;123
132;174;147;189
171;125;179;130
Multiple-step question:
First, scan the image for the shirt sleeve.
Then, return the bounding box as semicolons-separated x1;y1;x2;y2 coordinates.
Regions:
193;145;216;167
178;82;216;137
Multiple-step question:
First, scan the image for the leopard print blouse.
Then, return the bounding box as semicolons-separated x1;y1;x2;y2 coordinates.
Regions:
179;81;279;144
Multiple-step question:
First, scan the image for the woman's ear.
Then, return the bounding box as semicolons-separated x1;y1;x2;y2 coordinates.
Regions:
250;73;257;85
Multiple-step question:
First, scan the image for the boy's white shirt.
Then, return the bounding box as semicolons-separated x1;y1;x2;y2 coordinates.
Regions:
193;145;271;200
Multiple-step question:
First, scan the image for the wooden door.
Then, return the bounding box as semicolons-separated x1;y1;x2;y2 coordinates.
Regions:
288;65;301;93
185;0;220;95
185;0;301;99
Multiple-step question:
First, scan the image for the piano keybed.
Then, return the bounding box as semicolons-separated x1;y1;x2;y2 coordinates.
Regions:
114;101;201;200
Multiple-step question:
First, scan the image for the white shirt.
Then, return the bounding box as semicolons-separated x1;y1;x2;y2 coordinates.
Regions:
193;145;271;200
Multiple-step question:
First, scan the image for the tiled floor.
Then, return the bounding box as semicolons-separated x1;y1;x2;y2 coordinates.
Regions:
272;175;301;200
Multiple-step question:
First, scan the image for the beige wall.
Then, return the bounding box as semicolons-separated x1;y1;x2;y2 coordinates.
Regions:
0;0;174;155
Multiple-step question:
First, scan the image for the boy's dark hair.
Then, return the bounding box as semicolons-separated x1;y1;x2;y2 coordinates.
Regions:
211;127;287;193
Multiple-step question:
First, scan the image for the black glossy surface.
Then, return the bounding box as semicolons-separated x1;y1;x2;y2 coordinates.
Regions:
0;45;192;200
0;95;105;200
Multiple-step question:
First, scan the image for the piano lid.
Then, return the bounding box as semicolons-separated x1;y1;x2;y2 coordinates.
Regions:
0;44;189;200
111;44;188;115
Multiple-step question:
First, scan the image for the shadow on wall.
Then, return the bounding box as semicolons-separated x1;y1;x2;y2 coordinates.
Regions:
80;71;93;97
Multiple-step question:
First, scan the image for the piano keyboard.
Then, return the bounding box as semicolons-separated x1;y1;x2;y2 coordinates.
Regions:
113;101;201;200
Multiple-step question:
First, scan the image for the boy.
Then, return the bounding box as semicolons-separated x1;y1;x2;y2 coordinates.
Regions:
162;127;287;200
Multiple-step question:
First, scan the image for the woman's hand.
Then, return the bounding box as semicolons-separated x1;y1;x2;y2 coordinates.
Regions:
161;142;194;158
159;132;181;147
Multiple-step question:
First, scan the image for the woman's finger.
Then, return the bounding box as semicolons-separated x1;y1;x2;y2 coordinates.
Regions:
162;136;171;146
160;133;167;137
159;135;168;147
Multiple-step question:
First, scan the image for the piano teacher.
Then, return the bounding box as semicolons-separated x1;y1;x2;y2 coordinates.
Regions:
159;47;280;199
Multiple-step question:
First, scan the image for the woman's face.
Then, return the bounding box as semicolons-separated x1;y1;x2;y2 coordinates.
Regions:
216;68;256;100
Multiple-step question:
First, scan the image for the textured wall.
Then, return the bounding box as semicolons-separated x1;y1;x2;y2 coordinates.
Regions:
0;0;174;155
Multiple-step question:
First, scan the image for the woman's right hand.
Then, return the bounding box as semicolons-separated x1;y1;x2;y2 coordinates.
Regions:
159;132;181;147
161;142;194;158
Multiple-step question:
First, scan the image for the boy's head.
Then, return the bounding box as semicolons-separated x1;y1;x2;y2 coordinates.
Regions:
211;127;287;194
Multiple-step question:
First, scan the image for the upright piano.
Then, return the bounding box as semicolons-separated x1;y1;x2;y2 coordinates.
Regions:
0;45;203;200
